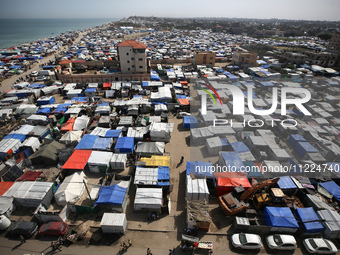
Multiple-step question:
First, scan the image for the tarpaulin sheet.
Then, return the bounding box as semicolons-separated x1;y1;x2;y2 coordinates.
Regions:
178;98;190;105
53;107;67;114
61;118;75;132
103;82;111;89
320;181;340;203
3;134;26;142
243;161;263;177
93;137;112;150
157;166;170;181
105;129;122;138
295;207;324;233
71;97;87;102
219;152;245;171
115;137;134;154
231;142;250;153
277;176;297;189
0;182;14;196
75;135;98;150
263;207;299;228
85;88;96;93
294;142;319;158
183;116;198;129
37;108;51;114
140;155;170;167
214;172;251;196
17;171;43;181
288;134;306;147
62;150;92;170
94;185;127;206
186;161;214;178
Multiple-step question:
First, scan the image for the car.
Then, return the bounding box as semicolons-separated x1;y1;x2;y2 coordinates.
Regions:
39;222;68;236
231;233;263;250
35;76;47;81
303;238;338;254
31;71;38;77
8;220;38;238
266;234;297;250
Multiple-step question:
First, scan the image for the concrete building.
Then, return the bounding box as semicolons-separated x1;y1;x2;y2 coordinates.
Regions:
117;40;147;74
329;33;340;52
195;51;216;66
232;49;257;67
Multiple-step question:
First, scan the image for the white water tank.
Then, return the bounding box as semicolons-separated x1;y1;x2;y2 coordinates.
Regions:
0;215;11;230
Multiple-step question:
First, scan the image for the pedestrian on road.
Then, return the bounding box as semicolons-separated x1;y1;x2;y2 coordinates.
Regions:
19;235;25;244
128;239;132;246
147;248;152;255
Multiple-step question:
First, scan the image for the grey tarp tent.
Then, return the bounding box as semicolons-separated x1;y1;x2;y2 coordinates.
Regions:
30;141;65;166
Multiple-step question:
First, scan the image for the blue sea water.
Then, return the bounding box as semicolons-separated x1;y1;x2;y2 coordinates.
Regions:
0;18;118;49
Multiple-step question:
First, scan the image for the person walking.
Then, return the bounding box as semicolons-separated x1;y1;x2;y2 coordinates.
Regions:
147;248;152;255
128;239;132;247
19;235;25;244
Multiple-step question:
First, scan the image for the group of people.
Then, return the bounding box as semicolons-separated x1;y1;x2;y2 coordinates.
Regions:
120;239;132;252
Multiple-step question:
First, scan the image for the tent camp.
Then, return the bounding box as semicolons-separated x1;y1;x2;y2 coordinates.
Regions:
54;172;87;206
135;142;165;156
319;181;340;203
30;141;65;166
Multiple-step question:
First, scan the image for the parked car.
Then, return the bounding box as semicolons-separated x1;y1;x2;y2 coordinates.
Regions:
39;222;68;236
8;221;38;238
31;71;38;77
231;233;263;250
266;234;297;250
35;76;47;81
303;238;338;254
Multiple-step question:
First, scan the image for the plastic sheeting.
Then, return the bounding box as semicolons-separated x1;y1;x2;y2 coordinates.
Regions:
277;176;297;190
186;161;214;178
134;187;162;211
95;185;127;206
73;116;90;131
59;130;83;145
61;118;75;132
219;152;245;171
295;207;324;233
62;150;92;171
320;181;340;203
214;172;251;196
135;141;165;156
263;207;299;228
114;137;134;154
183;116;198;129
91;127;122;138
294;142;319;158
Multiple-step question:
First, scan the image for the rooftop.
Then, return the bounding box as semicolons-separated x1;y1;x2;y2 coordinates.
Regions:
117;40;146;49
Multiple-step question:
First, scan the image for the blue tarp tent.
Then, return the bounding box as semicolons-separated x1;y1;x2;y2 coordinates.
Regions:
294;142;318;158
219;152;244;171
3;134;26;142
37;108;51;114
10;65;21;69
28;83;45;89
295;207;324;233
183;116;198;129
94;185;127;206
231;142;250;153
243;161;263;178
85;88;96;93
289;134;307;147
105;129;121;138
260;81;275;87
157;166;170;186
43;65;54;69
54;107;67;114
115;137;134;154
93;137;112;151
186;161;214;178
320;181;340;203
75;135;98;150
71;97;87;102
263;207;299;229
37;96;55;106
276;176;297;190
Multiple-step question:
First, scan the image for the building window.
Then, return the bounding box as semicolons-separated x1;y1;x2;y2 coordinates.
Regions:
128;68;130;71
131;57;134;60
139;66;143;69
126;53;129;56
210;57;213;59
138;58;143;61
132;65;135;68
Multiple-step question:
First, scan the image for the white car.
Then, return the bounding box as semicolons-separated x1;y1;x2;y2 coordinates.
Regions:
35;76;47;81
231;233;263;250
177;112;191;119
266;234;297;250
31;71;38;77
303;238;338;254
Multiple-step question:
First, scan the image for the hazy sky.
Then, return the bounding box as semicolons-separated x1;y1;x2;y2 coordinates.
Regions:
1;0;339;21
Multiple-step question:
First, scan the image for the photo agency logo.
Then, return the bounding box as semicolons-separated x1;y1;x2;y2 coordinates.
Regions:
198;82;312;128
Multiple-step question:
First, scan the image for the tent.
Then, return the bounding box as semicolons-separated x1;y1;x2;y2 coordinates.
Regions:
0;182;14;196
0;196;14;217
218;152;245;172
0;138;22;160
17;171;43;182
88;151;113;173
1;166;24;182
91;127;122;138
26;125;50;140
59;130;83;145
316;209;340;239
135;142;165;156
149;122;173;142
114;137;134;154
110;153;128;170
186;161;214;178
37;96;55;106
20;137;41;157
134;166;170;186
294;142;319;159
54;172;87;206
206;137;230;156
214;172;251;196
61;118;75;132
95;185;128;208
263;207;299;233
75;134;98;150
134;187;163;212
186;175;209;202
30;141;65;166
73;116;90;131
183;116;198;129
320;181;340;203
295;207;324;233
140;155;170;167
62;150;92;171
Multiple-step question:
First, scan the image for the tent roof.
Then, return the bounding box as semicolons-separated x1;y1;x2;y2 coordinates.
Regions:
17;171;43;181
30;141;65;166
62;150;92;170
94;185;127;206
0;182;14;196
320;181;340;203
214;172;251;189
295;207;324;233
263;206;299;228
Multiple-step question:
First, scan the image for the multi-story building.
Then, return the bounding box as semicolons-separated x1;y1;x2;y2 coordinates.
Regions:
232;49;258;67
195;51;216;66
117;40;147;74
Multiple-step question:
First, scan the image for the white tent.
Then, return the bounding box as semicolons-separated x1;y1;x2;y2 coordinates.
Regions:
95;106;111;115
59;131;83;145
0;196;14;217
0;138;21;159
54;172;87;206
73;116;90;131
88;151;113;173
101;213;127;234
149;122;174;142
66;89;82;99
135;142;165;156
134;187;162;211
110;153;127;170
186;176;209;202
20;137;41;153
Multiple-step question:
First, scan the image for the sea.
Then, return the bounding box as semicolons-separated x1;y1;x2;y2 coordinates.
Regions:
0;18;119;49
